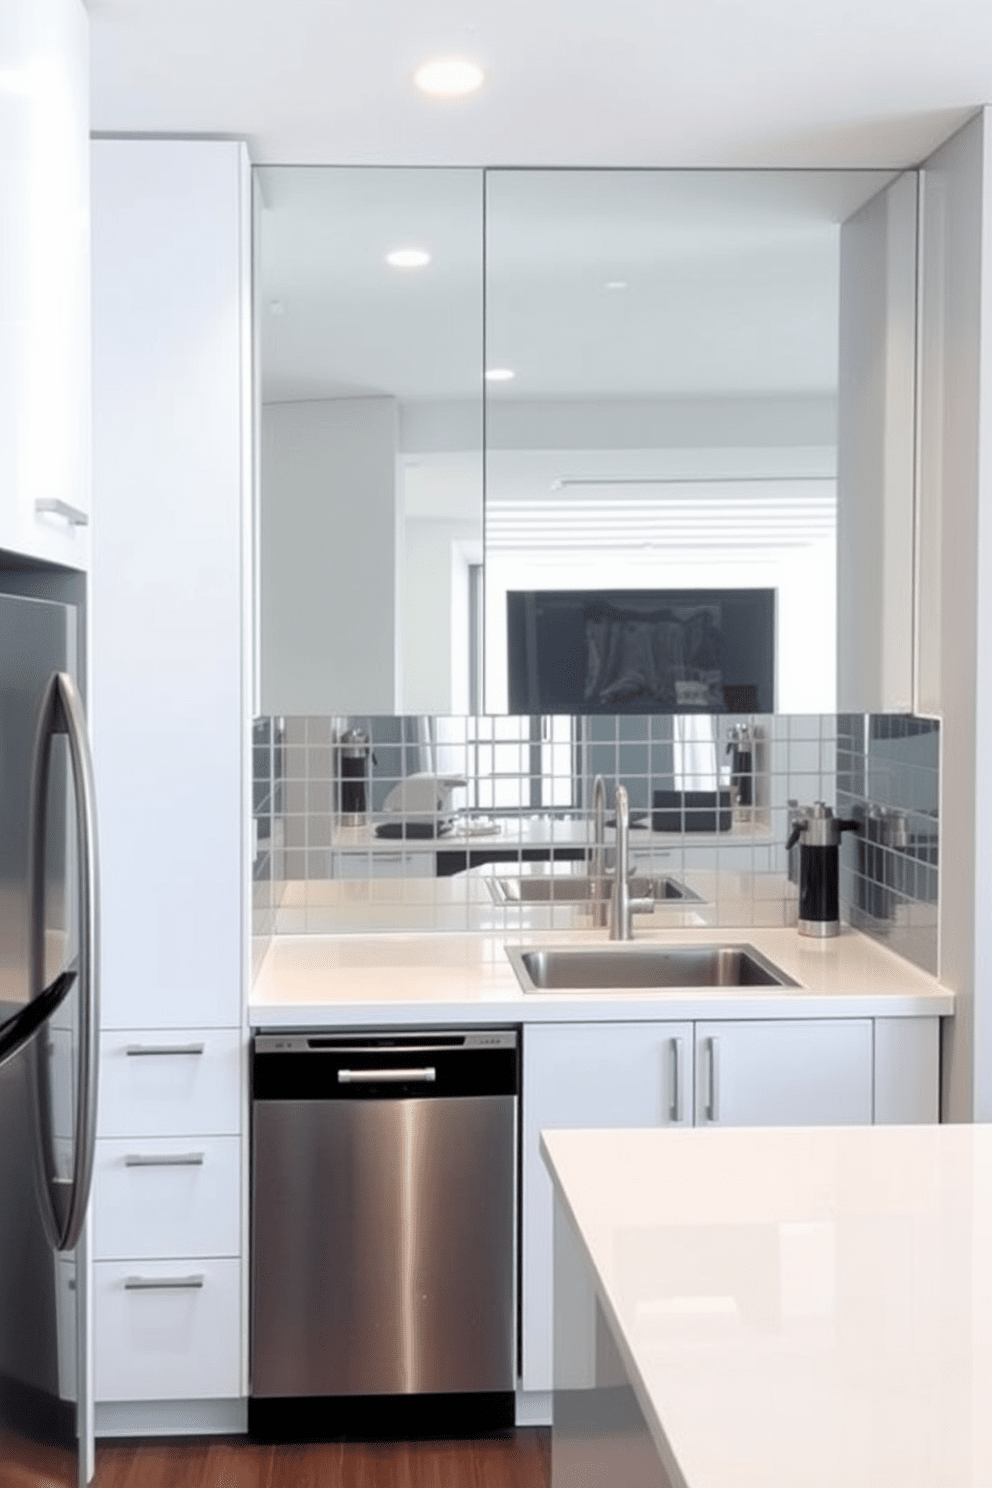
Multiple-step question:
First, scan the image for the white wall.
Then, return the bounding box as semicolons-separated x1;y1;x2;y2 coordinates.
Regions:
836;172;917;712
260;398;398;714
916;110;992;1122
398;451;482;713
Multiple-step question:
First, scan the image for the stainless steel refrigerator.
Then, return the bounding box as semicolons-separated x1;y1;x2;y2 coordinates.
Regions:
0;592;98;1487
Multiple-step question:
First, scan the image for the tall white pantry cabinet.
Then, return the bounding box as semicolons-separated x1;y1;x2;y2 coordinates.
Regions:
90;139;252;1436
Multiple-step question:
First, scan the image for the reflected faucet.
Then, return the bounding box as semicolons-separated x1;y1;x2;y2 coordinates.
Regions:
610;786;655;941
590;774;609;927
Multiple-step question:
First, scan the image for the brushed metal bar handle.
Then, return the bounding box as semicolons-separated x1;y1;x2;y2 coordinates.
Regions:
125;1042;205;1057
124;1275;205;1291
35;498;90;527
338;1066;436;1084
124;1152;205;1168
706;1036;720;1123
28;671;100;1254
669;1037;683;1123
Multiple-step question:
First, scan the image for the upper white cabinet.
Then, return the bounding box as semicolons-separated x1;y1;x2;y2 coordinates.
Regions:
0;0;90;568
90;138;250;1032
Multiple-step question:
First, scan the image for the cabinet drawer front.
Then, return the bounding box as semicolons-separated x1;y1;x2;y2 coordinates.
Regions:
98;1030;242;1138
93;1136;240;1260
94;1258;241;1402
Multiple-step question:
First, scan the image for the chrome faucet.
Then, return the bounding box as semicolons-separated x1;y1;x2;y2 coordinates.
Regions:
590;774;609;927
610;785;655;940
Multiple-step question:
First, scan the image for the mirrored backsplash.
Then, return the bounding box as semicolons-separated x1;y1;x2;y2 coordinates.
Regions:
252;711;939;975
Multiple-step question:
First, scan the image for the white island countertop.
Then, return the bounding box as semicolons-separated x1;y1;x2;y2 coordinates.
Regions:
250;923;953;1027
541;1123;992;1488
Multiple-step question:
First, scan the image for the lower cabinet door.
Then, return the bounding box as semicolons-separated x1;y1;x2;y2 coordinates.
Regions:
94;1258;241;1402
521;1020;692;1394
694;1018;874;1127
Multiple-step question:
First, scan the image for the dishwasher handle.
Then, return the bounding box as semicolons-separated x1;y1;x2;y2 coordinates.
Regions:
337;1066;437;1085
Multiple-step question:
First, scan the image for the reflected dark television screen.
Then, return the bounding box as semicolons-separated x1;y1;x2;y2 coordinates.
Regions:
507;588;775;714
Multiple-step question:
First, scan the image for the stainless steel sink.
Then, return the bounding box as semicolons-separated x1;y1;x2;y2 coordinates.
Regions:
486;871;702;906
506;943;797;992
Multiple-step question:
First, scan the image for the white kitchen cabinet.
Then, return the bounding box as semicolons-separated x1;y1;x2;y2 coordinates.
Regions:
333;848;435;879
0;0;91;571
93;1259;241;1404
91;137;249;1034
97;1031;242;1140
693;1018;874;1126
521;1011;909;1410
89;137;251;1427
92;1136;241;1261
521;1020;692;1395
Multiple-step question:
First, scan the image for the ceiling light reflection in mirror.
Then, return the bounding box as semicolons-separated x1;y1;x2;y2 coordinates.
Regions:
483;168;897;715
257;166;483;717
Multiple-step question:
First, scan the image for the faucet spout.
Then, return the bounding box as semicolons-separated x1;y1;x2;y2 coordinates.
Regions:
591;774;608;927
609;785;654;940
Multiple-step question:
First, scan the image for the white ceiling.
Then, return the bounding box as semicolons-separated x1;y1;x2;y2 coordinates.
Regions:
88;0;992;169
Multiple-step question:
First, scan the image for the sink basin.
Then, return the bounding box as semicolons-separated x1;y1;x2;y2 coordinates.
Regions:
506;943;797;993
486;872;702;906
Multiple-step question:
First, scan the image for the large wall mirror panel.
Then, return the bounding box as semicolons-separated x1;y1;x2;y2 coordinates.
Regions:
256;165;916;720
257;167;483;716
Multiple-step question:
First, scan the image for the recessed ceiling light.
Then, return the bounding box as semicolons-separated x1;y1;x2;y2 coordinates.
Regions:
414;56;485;99
386;248;431;269
485;367;515;382
605;280;628;290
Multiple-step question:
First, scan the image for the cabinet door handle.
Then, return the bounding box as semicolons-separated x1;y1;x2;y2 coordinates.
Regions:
124;1275;205;1291
124;1152;204;1168
338;1066;436;1084
669;1037;684;1123
34;498;89;527
705;1036;720;1123
125;1043;205;1057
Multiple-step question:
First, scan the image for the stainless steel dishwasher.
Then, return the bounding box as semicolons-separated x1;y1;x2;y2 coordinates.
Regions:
251;1029;518;1424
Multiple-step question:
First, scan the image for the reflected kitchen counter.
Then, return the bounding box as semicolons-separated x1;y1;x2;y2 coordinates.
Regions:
249;921;953;1028
541;1123;992;1488
329;810;773;854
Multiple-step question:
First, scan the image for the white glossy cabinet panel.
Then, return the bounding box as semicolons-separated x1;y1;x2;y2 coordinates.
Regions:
0;0;90;569
91;138;248;1032
89;137;251;1422
521;1020;692;1394
93;1136;241;1261
694;1018;874;1126
97;1030;242;1140
93;1259;241;1403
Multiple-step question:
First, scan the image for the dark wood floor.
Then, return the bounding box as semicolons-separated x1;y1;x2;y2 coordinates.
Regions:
87;1432;550;1488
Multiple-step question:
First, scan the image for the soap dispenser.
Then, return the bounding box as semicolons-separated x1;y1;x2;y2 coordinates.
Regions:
786;803;859;938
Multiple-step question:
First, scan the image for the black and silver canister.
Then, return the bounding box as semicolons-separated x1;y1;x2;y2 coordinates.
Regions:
337;728;372;825
786;802;859;938
726;724;754;807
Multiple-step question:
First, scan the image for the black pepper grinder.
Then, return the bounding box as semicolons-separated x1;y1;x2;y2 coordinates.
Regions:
786;803;859;938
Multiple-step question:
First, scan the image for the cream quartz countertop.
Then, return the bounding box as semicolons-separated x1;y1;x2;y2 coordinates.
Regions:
249;923;953;1028
540;1123;992;1488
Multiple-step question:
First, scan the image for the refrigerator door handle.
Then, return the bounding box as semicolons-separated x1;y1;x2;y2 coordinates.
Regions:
0;967;77;1071
29;671;100;1254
